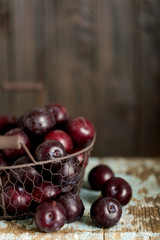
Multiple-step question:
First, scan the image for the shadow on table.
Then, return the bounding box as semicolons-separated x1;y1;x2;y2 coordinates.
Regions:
82;180;91;190
81;181;101;205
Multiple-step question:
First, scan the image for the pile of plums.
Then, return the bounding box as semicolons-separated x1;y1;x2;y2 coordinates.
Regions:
88;164;132;228
0;103;95;231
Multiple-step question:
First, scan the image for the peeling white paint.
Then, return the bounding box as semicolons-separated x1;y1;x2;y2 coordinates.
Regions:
0;233;20;240
0;220;7;228
74;233;79;239
18;232;35;240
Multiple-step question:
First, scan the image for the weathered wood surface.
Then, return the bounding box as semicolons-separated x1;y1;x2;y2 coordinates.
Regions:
0;0;160;157
0;157;159;240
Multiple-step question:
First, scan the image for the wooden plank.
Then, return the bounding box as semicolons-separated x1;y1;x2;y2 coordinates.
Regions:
97;0;140;156
33;0;48;106
2;0;47;116
34;0;46;90
12;0;36;86
44;0;58;103
1;82;44;91
130;0;142;156
139;0;160;156
0;157;159;239
10;0;37;115
0;0;10;114
4;0;17;114
55;0;100;155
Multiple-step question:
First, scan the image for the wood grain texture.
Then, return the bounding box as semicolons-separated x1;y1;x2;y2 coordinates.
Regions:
55;0;99;117
0;0;160;156
139;0;160;156
97;0;137;156
44;0;57;103
12;0;37;114
0;0;10;113
0;157;159;240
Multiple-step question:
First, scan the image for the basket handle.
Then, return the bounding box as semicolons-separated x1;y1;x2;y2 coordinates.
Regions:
0;135;37;163
0;135;22;149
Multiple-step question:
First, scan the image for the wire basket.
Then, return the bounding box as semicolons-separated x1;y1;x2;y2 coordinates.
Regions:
0;134;96;220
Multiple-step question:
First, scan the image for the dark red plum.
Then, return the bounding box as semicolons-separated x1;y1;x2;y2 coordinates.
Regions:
102;177;132;206
32;182;61;204
72;148;88;168
0;114;17;134
23;107;55;136
44;130;73;153
67;117;95;147
88;164;114;191
35;140;66;162
1;173;10;188
45;103;69;125
52;157;82;192
11;156;41;187
17;113;25;128
90;197;122;228
3;185;32;216
0;154;9;189
35;200;67;232
0;153;8;166
57;193;84;223
2;128;31;162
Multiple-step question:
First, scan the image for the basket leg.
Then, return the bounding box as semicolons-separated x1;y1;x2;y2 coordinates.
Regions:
0;175;6;218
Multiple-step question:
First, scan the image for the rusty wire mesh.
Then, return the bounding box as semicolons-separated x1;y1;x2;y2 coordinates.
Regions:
0;134;95;220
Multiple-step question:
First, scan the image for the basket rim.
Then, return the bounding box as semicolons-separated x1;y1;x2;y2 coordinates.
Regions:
0;132;96;170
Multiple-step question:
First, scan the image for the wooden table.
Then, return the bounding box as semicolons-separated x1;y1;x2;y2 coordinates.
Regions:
0;157;159;240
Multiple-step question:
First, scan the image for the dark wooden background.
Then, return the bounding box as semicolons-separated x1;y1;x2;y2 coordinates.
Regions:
0;0;160;157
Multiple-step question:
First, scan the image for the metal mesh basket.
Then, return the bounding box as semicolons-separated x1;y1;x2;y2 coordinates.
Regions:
0;134;96;220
